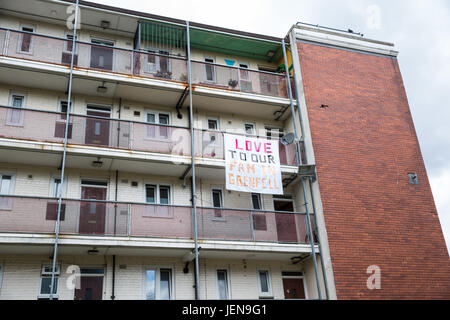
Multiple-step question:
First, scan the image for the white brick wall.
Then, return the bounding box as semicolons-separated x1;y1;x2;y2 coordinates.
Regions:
0;254;322;300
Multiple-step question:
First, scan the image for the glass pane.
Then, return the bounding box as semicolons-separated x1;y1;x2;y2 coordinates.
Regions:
212;190;222;208
94;122;101;135
145;270;156;300
217;270;228;299
0;176;11;195
159;187;170;205
251;194;261;210
159;269;171;300
259;271;269;293
147;113;156;123
54;179;61;198
245;124;254;135
13;96;24;108
40;277;58;295
146;186;156;203
159;114;169;125
208;120;218;130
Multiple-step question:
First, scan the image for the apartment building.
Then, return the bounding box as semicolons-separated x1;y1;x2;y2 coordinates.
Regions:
0;0;448;300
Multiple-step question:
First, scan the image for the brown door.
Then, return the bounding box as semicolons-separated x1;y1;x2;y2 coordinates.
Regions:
283;278;306;299
274;200;298;243
74;276;103;300
85;108;111;146
90;41;113;71
79;186;107;235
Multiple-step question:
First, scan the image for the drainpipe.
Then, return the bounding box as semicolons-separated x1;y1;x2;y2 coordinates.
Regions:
300;177;322;299
281;39;301;166
308;176;330;299
111;255;116;300
113;170;118;236
49;0;79;300
186;21;200;300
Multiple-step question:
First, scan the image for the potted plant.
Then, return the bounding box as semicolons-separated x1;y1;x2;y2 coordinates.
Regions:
228;79;238;88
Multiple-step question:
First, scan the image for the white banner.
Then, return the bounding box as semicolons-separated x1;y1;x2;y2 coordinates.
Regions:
224;133;283;195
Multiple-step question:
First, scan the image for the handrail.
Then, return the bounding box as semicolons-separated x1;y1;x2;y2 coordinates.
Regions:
0;194;308;215
0;27;285;77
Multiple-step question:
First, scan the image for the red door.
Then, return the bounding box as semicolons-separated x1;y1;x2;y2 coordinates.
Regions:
79;186;107;235
85;108;111;146
274;200;298;243
74;277;104;300
283;278;306;299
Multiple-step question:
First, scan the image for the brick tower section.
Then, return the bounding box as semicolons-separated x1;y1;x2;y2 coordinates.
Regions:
297;41;450;299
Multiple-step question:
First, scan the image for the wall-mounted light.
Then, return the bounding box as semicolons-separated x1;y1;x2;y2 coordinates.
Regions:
101;20;110;29
267;50;276;58
92;158;103;167
88;248;99;255
97;81;107;93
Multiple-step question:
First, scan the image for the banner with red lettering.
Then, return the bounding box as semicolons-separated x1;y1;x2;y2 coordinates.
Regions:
224;133;283;195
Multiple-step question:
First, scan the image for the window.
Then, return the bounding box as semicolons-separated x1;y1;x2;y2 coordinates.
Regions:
0;174;14;210
7;94;25;126
257;270;273;298
204;58;216;82
212;188;223;218
244;123;255;135
145;111;170;139
251;193;262;210
239;63;250;81
212;189;223;208
207;119;218;130
145;184;171;205
217;270;229;300
0;175;12;195
19;26;34;53
65;34;78;53
39;264;60;299
146;49;171;76
144;268;172;300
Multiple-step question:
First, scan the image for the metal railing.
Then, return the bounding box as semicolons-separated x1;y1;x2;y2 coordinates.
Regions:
0;105;191;157
0;105;301;165
0;195;317;244
0;28;290;99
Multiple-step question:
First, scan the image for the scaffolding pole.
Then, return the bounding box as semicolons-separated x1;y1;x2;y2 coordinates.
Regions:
281;39;301;166
186;21;200;300
308;176;330;299
283;39;323;299
49;0;79;300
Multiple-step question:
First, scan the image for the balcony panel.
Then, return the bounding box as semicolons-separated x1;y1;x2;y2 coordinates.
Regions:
1;29;290;100
0;196;316;245
0;106;191;157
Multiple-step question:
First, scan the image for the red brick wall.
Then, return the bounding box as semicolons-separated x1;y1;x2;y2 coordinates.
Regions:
297;42;450;299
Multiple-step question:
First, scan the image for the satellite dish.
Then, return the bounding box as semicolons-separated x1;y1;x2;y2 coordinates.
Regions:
280;132;295;146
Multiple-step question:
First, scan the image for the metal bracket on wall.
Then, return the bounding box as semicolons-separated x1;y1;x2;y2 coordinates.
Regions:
298;164;316;182
175;86;190;118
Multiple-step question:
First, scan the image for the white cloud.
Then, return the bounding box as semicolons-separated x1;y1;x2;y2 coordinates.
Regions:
430;168;450;253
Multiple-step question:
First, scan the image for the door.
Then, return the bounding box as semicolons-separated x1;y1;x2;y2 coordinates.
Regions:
85;106;111;146
74;276;103;300
282;278;305;299
266;127;287;165
90;39;113;71
79;185;107;235
274;200;298;243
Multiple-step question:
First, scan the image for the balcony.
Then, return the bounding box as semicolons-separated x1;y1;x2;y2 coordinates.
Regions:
0;195;317;246
0;28;290;100
0;105;299;167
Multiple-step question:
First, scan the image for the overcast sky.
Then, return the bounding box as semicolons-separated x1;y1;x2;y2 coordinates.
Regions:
92;0;450;251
